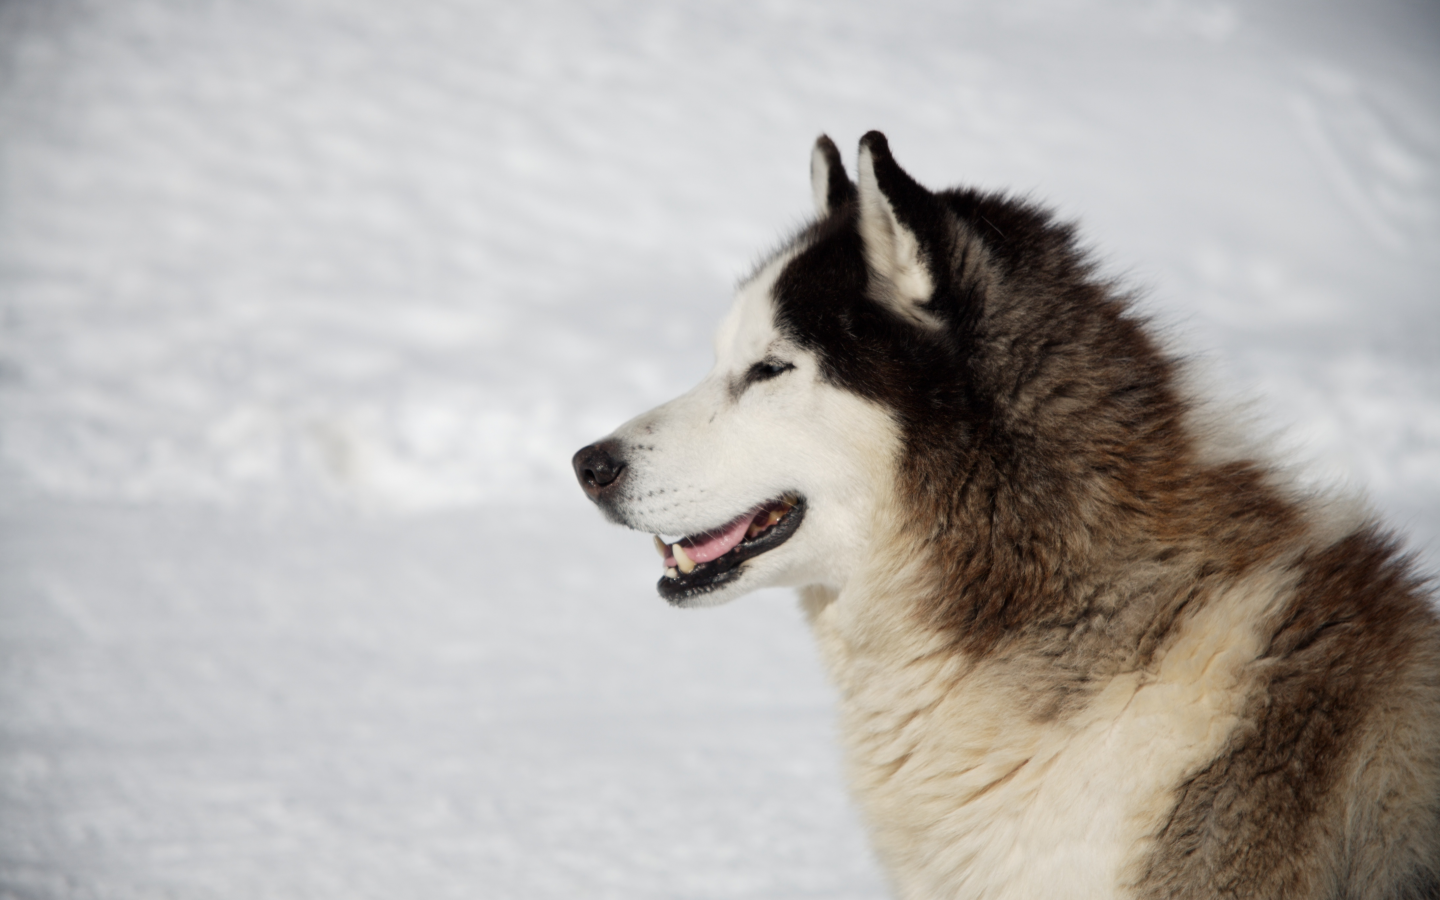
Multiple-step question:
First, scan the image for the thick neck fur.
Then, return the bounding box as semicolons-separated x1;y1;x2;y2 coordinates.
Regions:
874;191;1304;669
737;145;1436;899
797;197;1315;897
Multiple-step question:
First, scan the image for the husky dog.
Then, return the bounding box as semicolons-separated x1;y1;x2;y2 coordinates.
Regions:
572;132;1440;899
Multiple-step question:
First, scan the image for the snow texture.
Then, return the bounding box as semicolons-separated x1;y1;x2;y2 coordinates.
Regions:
0;0;1436;896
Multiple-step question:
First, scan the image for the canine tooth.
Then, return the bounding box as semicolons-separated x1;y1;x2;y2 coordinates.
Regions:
665;567;678;579
673;543;696;574
766;508;784;526
654;535;669;558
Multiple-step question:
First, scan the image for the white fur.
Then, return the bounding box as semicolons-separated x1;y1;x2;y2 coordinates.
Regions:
598;258;1321;897
804;556;1299;899
603;251;900;606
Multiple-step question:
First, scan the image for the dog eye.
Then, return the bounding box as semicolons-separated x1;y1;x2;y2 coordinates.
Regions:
747;358;795;382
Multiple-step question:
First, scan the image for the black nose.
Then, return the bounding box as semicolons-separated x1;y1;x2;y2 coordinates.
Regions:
573;441;627;501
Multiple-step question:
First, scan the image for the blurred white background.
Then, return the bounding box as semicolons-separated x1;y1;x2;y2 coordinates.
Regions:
1;1;1437;897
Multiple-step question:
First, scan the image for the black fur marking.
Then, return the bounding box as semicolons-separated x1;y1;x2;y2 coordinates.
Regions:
577;132;1440;894
770;135;1304;661
763;132;1440;894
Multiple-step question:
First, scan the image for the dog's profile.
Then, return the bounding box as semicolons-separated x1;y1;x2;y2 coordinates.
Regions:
573;132;1440;899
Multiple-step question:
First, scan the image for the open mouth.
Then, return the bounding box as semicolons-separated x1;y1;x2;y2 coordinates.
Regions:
653;494;805;603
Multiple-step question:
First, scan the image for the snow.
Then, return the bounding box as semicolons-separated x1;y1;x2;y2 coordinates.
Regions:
0;0;1436;896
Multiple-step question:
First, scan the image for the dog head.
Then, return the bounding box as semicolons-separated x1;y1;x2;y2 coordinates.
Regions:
574;132;1008;607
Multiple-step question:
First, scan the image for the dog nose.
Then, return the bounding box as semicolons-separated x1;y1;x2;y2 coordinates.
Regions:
573;441;627;501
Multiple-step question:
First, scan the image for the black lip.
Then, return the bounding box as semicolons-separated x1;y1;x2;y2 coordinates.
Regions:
657;496;806;605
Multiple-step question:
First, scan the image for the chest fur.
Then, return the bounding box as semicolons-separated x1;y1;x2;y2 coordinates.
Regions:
802;572;1279;900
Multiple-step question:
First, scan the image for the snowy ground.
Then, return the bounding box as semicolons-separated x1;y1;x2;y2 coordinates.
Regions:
1;1;1437;897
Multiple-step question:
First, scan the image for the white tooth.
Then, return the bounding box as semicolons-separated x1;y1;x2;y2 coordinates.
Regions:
665;567;678;579
654;535;669;558
673;543;696;575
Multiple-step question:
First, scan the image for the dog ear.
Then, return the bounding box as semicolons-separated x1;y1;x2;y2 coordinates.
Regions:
856;131;945;330
810;134;856;217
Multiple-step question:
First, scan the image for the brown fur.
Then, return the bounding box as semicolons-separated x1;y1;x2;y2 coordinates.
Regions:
577;131;1440;898
1139;530;1440;899
776;133;1440;895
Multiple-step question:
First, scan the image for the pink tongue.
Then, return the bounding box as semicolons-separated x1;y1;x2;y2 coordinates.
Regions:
675;508;759;563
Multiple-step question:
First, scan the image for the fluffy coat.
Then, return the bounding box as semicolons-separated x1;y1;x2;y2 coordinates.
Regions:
574;132;1440;899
